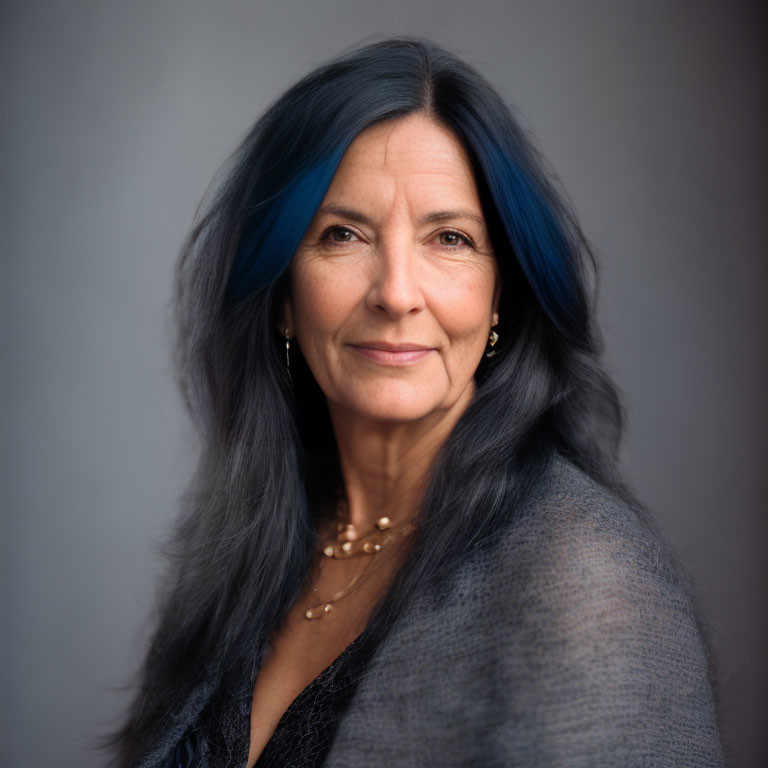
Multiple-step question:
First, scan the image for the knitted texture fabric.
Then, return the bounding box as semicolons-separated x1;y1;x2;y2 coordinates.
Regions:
152;453;725;767
324;455;725;767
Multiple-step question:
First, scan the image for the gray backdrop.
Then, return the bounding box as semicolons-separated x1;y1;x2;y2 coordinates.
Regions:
2;2;765;766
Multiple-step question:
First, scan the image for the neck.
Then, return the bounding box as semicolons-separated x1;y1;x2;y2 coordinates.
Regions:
326;383;475;532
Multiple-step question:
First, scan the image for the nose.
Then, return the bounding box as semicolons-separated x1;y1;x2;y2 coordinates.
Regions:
364;236;426;320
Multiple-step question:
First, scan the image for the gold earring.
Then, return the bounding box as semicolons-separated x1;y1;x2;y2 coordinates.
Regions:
485;320;499;358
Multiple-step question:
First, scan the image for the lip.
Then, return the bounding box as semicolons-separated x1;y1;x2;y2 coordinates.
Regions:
349;341;435;366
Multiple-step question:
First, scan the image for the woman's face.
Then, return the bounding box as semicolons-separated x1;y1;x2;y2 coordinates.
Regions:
286;113;500;424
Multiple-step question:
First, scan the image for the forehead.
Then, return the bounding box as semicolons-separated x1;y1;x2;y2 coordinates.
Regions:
325;114;482;208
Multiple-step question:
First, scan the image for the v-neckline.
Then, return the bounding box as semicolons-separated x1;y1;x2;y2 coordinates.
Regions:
248;627;371;767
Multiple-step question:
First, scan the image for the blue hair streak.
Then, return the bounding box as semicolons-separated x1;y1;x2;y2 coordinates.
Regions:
453;108;589;341
226;144;348;303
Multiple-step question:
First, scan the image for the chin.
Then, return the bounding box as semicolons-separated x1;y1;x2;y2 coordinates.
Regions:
342;387;447;424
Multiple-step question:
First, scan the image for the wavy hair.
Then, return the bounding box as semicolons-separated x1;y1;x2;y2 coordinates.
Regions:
108;36;657;766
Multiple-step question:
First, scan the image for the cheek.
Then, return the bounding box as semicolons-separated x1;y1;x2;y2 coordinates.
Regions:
430;268;496;345
291;264;361;341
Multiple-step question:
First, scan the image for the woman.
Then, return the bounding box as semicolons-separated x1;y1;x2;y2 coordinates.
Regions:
109;38;726;767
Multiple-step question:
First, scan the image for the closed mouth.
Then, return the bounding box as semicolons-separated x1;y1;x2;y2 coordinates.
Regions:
350;342;434;352
348;343;435;365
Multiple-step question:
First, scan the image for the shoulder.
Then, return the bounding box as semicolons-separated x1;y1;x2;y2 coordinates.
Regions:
489;453;685;599
474;452;726;765
486;452;704;669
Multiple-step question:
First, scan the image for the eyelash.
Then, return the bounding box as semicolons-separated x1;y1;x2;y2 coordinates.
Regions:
319;225;474;249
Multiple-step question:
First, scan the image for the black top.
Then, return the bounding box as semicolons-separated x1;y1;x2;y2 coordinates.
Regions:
169;629;372;768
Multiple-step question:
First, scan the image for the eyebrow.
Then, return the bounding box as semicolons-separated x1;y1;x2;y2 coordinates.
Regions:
315;204;486;228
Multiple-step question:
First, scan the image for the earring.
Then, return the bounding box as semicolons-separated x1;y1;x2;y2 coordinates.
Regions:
485;318;499;358
284;328;291;370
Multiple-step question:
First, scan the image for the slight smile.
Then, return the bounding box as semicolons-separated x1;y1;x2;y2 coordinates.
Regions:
348;342;436;366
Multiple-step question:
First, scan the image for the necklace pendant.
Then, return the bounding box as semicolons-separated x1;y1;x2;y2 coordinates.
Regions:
337;523;358;542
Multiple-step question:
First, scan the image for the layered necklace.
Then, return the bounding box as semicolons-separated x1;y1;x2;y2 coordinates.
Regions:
304;499;417;620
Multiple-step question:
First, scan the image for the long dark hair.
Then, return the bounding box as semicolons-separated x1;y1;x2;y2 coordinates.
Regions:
107;36;689;766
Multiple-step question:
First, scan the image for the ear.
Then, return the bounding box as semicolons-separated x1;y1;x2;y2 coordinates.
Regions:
276;295;294;337
491;278;502;325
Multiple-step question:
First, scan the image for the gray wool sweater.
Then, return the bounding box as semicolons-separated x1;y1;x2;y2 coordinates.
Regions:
147;454;726;767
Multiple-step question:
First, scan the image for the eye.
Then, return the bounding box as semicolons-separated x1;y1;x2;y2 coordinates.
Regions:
320;225;359;243
437;230;473;248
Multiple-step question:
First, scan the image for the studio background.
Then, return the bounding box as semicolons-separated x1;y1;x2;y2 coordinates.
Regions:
2;2;765;766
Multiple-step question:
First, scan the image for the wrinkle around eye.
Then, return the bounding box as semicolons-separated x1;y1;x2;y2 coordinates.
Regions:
314;224;492;258
318;224;365;247
435;230;474;249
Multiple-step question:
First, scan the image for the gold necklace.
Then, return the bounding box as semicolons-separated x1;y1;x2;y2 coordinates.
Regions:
304;509;417;620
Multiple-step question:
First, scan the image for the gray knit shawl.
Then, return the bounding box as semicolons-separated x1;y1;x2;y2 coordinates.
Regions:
141;454;726;767
323;455;725;767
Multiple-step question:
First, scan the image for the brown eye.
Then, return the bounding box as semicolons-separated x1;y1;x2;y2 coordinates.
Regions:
327;226;355;242
438;231;468;247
